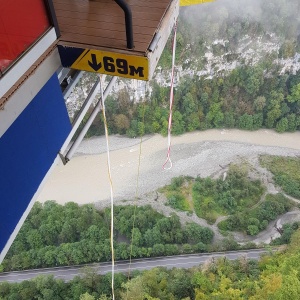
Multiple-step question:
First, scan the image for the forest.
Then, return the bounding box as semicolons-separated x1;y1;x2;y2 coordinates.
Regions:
85;65;300;138
2;156;300;272
0;202;214;272
161;163;298;236
2;227;300;299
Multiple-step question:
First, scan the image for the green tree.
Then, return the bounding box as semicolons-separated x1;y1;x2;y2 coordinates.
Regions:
34;275;67;300
247;225;259;236
127;120;141;138
265;91;284;128
120;276;145;300
26;230;43;249
113;114;130;134
275;273;300;299
224;112;235;128
182;92;197;116
238;114;253;130
172;111;185;135
80;292;95;300
279;40;296;58
276;117;289;132
287;113;297;131
185;223;214;244
152;244;165;256
131;228;143;247
254;96;266;112
252;113;263;130
206;103;224;128
116;243;129;260
187;113;201;131
168;269;193;299
287;83;300;103
80;266;101;294
144;228;162;247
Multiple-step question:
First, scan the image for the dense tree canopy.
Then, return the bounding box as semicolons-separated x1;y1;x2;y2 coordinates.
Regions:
84;66;300;138
1;202;213;272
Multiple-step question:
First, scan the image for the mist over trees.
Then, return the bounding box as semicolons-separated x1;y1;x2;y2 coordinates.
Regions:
179;0;300;53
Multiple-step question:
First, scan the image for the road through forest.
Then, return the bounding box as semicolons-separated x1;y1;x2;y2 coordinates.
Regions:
0;249;269;283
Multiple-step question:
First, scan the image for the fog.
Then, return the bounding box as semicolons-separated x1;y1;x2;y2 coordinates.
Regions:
180;0;300;41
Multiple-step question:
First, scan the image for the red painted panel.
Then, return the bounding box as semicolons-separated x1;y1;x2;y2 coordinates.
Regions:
0;0;50;73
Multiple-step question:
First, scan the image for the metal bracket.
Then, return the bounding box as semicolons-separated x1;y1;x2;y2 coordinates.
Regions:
114;0;134;49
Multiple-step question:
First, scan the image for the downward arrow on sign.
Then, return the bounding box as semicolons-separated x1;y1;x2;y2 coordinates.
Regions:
88;54;102;71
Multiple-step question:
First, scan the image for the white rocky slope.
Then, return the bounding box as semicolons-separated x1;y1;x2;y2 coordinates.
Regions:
65;34;300;119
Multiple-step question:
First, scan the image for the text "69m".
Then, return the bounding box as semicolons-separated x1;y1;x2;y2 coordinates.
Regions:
102;56;144;78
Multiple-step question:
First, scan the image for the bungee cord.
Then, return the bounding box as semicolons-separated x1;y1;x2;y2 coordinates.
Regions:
99;74;115;300
126;81;147;296
163;21;178;170
99;21;178;297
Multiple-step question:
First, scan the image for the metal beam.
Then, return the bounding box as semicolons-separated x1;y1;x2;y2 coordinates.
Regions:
59;76;100;156
63;71;83;99
61;76;117;163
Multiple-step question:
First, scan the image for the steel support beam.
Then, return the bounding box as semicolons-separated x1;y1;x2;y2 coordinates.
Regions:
63;71;83;99
60;76;117;163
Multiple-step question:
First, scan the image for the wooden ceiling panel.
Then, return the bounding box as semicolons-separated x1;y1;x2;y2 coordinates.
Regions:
53;0;173;53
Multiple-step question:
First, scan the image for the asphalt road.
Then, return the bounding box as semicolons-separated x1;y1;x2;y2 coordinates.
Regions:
0;249;269;283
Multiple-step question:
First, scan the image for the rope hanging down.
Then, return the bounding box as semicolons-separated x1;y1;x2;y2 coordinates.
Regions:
163;21;178;170
99;74;115;300
127;82;147;290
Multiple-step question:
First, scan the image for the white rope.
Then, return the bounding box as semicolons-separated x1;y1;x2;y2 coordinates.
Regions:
99;74;115;300
127;80;147;285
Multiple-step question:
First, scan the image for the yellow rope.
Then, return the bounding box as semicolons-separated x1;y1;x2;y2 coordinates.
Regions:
126;81;147;294
99;74;115;300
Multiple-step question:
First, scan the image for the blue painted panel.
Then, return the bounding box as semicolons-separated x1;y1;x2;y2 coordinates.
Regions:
57;45;85;68
0;73;71;253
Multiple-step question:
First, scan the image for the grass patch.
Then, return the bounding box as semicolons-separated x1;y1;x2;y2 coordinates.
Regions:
193;194;221;224
166;192;190;211
161;165;265;224
192;164;265;224
218;193;294;235
162;176;194;212
260;155;300;199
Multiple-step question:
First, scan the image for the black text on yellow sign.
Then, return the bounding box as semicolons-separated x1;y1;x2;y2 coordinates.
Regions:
71;49;149;80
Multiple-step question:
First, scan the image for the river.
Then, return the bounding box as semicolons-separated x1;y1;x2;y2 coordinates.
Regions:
37;129;300;204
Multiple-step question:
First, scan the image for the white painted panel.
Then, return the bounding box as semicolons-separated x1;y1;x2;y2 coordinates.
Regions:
0;49;62;138
148;0;179;79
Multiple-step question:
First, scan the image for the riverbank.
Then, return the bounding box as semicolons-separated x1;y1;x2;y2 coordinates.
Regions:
37;129;300;205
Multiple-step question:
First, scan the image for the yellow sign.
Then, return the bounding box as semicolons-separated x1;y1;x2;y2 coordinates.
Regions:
71;49;149;80
180;0;215;6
